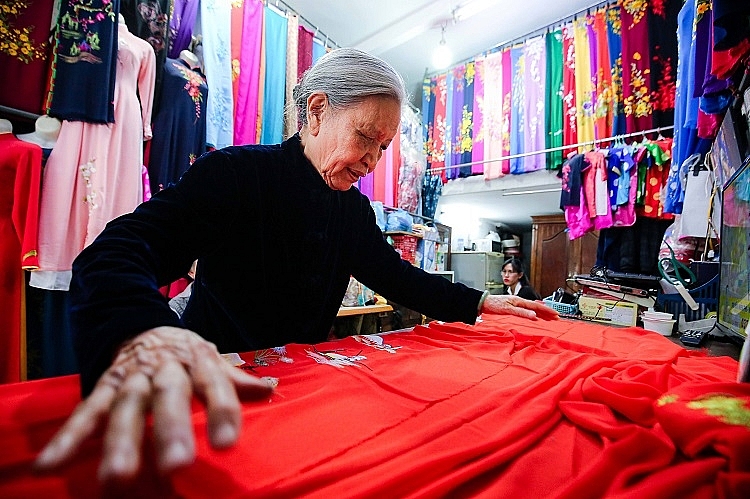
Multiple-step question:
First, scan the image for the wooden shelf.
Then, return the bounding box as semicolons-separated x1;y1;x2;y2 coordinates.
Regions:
337;304;393;317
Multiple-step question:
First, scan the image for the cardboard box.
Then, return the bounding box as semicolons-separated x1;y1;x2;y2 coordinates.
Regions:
578;296;639;326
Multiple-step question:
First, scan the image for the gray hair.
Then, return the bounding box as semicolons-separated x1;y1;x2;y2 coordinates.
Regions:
292;48;406;126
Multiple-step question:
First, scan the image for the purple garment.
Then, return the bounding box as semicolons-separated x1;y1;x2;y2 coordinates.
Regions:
521;37;546;172
168;0;199;58
509;45;524;174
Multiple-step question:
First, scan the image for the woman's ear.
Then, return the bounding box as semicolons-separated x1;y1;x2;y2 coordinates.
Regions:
306;92;327;136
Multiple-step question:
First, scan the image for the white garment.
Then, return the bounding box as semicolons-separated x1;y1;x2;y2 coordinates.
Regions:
678;168;721;239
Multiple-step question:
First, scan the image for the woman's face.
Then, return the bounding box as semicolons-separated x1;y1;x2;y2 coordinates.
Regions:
502;264;522;288
302;93;400;191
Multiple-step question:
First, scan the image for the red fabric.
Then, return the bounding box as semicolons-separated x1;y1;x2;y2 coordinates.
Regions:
297;25;314;81
562;24;579;157
0;134;42;384
1;316;748;497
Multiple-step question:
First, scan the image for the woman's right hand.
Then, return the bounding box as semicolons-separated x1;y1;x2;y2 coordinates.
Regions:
34;326;273;482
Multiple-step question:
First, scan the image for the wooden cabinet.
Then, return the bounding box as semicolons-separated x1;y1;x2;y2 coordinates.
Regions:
530;214;599;300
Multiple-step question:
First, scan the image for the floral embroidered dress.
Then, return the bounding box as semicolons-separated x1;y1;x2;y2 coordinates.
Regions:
647;0;679;130
482;50;504;179
509;44;525;174
148;57;207;192
620;0;654;134
201;0;234;149
573;17;595;149
562;23;578;157
521;36;546;173
46;0;120;123
606;4;626;136
31;24;155;291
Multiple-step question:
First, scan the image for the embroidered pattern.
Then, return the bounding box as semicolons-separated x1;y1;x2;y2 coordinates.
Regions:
58;0;117;65
253;346;293;367
623;53;652;118
354;335;401;354
80;158;99;209
687;394;750;428
172;61;205;123
306;347;368;369
137;0;168;54
622;0;647;28
0;0;48;63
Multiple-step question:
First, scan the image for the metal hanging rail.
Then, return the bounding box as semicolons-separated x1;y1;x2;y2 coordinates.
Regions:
426;125;675;175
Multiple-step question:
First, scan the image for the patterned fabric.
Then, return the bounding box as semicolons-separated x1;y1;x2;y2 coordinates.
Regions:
573;17;595;149
593;9;613;142
647;0;680;130
460;61;475;177
0;0;55;115
545;29;564;169
283;14;298;140
431;73;447;182
46;0;120;123
201;0;234;149
482;50;504;179
230;0;244;124
234;0;263;146
33;24;155;289
562;23;578;157
606;3;626;136
521;36;546;173
509;45;524;174
621;0;654;133
147;58;207;193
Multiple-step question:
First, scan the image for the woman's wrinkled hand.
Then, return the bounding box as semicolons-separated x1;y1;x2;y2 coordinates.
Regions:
34;326;273;482
481;294;559;321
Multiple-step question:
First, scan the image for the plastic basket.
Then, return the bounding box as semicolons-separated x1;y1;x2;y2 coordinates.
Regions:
543;296;578;315
656;275;718;322
391;234;419;264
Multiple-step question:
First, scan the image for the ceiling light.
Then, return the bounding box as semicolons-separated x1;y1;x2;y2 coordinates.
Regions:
432;24;452;69
453;0;497;22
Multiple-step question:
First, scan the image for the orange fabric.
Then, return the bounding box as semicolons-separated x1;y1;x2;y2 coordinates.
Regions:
1;316;748;497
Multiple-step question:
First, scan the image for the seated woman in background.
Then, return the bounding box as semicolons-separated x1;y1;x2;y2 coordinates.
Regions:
502;257;541;300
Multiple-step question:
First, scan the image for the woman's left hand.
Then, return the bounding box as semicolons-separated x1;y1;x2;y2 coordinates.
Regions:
481;294;559;321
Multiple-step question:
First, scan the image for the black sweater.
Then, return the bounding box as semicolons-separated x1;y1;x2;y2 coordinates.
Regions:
71;135;483;395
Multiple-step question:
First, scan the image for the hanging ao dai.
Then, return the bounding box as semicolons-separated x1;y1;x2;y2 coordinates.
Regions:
471;57;485;175
482;50;504;179
606;4;626;136
620;0;654;134
545;29;564;169
234;0;263;145
573;17;595;149
461;61;475;177
521;36;546;173
201;0;234;149
647;0;680;130
592;9;613;142
562;23;578;157
509;45;525;174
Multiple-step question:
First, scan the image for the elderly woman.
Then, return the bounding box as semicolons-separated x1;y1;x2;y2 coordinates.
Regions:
35;48;557;481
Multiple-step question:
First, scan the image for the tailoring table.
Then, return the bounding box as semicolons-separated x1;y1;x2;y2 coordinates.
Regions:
0;315;748;498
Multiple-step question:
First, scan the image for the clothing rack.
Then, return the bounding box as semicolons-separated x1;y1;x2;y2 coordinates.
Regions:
426;125;675;174
0;105;41;122
268;0;340;49
425;0;607;78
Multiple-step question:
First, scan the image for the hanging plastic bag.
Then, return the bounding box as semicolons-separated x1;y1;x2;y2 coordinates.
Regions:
386;208;413;232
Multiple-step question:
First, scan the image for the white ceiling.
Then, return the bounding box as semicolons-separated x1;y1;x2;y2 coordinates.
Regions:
282;0;599;229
